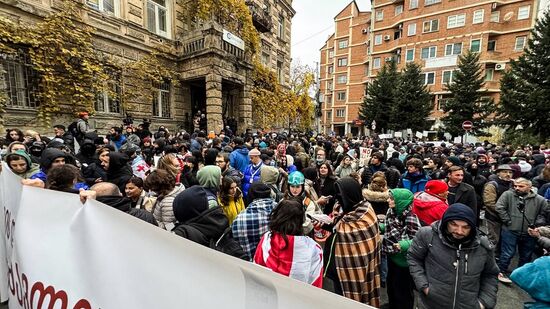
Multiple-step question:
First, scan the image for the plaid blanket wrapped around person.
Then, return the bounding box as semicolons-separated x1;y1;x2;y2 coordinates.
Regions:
334;202;381;307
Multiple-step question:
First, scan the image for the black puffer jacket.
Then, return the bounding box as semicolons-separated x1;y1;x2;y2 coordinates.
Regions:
408;221;499;309
172;186;228;247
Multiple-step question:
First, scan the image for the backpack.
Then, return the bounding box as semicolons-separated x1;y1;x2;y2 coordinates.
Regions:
68;121;83;140
267;184;283;203
210;227;248;260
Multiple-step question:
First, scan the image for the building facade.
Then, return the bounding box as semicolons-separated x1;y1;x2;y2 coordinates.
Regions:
319;1;370;136
320;0;546;135
0;0;294;135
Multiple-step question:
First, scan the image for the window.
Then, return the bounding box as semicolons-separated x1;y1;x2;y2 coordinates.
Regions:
410;0;418;9
337;75;347;84
447;14;466;28
425;0;441;5
327;81;333;91
152;80;171;118
336;108;345;118
147;0;169;37
328;50;334;58
338;40;348;49
473;9;484;24
261;52;270;66
277;61;283;83
375;10;384;21
407;23;416;36
373;57;381;69
0;52;38;109
437;96;450;111
487;40;496;51
423;72;435;85
406;48;415;62
96;78;121;114
470;39;481;52
421;46;437;59
442;70;455;84
328;65;334;74
395;5;403;15
337;91;346;101
490;11;500;22
374;34;383;45
515;36;526;51
278;14;285;39
518;6;530;20
445;43;462;56
423;19;439;33
87;0;119;16
325;95;332;105
326;110;332;121
337;58;348;67
485;68;494;81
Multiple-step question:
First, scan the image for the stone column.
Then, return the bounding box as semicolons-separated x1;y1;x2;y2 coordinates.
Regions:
206;73;223;134
238;84;253;134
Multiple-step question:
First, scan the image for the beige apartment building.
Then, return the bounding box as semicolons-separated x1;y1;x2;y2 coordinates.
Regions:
0;0;294;134
320;0;546;135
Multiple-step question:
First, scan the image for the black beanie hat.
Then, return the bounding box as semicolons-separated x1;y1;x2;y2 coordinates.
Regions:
441;203;477;238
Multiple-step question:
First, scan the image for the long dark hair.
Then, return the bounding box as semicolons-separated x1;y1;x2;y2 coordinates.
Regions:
318;161;335;179
219;176;242;206
269;200;304;249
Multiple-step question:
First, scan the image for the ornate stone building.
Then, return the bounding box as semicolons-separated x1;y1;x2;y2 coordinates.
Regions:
0;0;294;134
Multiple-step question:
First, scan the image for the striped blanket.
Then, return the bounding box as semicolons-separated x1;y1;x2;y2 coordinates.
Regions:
334;202;381;307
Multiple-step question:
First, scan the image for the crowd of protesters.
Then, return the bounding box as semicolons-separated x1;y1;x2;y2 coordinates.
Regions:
1;114;549;309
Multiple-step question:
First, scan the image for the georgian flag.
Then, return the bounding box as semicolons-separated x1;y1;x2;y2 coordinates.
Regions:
132;155;150;179
254;232;323;288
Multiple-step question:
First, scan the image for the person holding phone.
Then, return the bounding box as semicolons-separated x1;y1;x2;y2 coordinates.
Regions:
314;162;338;215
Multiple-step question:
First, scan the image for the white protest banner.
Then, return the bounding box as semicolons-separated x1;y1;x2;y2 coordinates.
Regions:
394;132;402;138
415;132;423;139
379;134;392;139
0;166;374;309
359;147;373;167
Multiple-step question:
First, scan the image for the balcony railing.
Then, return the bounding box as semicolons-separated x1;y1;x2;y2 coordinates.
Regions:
245;1;273;33
178;23;248;61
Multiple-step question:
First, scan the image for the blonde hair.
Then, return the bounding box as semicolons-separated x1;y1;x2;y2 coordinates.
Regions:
157;153;180;177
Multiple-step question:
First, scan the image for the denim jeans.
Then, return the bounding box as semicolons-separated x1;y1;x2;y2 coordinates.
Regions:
380;252;388;284
498;229;536;273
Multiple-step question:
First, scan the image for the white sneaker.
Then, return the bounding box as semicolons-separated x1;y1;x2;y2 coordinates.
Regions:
498;272;512;284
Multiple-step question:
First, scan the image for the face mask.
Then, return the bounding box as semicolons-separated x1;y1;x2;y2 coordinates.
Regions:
316;158;324;164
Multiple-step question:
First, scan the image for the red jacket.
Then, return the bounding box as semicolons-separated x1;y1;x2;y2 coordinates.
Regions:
412;191;448;226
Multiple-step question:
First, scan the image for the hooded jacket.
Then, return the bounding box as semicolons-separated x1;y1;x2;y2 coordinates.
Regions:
76;139;96;166
383;188;420;268
172;186;228;247
96;195;157;226
229;146;250;173
6;150;40;179
30;148;67;182
399;171;430;194
106;152;133;195
412;191;448;226
197;166;222;208
528;154;546;179
407;207;499;309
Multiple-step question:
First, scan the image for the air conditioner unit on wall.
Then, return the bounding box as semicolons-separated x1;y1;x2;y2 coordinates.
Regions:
495;63;506;70
383;35;391;41
385;57;393;61
362;28;369;34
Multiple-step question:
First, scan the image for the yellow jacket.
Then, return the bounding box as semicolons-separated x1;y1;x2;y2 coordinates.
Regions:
218;196;245;225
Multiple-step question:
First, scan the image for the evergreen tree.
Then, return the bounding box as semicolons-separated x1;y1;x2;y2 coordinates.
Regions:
496;9;550;141
392;62;432;131
359;60;399;132
441;50;495;137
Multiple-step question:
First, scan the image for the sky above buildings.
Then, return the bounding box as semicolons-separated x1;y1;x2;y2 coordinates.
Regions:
291;0;371;69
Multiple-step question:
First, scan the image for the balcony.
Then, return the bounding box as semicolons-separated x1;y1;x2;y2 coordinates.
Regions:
246;1;273;33
178;23;248;61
